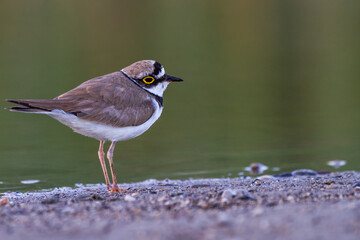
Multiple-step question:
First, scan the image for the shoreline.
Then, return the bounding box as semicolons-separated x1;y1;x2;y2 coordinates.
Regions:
1;171;360;239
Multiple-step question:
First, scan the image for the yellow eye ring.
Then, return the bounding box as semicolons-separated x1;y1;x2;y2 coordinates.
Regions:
142;76;155;84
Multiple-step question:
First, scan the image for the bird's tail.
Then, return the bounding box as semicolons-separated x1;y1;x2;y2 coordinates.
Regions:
6;99;52;113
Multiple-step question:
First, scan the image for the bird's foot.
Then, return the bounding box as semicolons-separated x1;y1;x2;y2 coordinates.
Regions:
110;184;129;194
106;185;112;191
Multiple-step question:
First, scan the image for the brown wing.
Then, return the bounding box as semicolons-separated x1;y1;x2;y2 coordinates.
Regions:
7;72;155;127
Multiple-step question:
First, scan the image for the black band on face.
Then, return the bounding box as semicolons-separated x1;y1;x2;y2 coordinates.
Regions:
121;70;164;106
153;62;163;77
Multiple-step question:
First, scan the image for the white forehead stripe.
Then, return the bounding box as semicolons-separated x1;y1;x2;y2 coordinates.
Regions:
154;67;165;79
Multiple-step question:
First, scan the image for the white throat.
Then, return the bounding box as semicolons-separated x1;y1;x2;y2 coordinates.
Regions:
146;81;170;97
121;69;169;97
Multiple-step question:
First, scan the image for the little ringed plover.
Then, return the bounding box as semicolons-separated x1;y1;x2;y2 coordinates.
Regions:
7;60;183;193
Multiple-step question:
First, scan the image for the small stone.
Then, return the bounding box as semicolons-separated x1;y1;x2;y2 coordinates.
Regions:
221;189;237;204
266;201;278;207
197;200;208;208
252;179;262;185
324;181;335;185
0;197;8;206
191;184;210;188
41;194;60;204
292;169;317;176
239;194;256;200
274;172;293;178
124;194;136;202
131;192;140;197
257;175;275;180
222;189;237;198
91;194;103;200
286;195;295;203
352;182;360;188
75;194;93;201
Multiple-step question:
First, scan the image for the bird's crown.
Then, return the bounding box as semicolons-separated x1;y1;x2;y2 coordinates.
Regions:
122;60;165;81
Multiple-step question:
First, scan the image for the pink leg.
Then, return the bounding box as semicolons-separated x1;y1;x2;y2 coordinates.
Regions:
98;140;111;191
107;141;122;193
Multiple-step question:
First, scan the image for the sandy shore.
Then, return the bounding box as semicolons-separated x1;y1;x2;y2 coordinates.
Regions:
1;171;360;240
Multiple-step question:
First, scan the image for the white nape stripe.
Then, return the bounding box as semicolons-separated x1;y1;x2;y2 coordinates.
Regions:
154;67;165;79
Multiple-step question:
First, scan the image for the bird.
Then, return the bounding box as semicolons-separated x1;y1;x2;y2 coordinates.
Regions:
6;60;183;193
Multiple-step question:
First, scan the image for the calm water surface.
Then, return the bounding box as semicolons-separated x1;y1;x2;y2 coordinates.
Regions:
0;1;360;192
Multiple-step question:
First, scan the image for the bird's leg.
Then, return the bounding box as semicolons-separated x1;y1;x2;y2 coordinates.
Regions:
98;140;111;191
107;141;122;193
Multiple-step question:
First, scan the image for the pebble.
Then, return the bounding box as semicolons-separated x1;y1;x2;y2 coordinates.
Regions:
191;184;211;188
257;175;275;180
197;200;208;208
252;179;262;185
286;195;295;203
352;184;360;192
131;192;140;197
274;172;293;178
0;197;8;206
124;195;136;202
41;194;60;204
221;189;237;203
90;194;103;200
324;181;335;185
239;194;256;200
292;169;317;176
222;189;237;198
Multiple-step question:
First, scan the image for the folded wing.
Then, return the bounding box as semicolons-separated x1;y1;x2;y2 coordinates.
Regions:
7;72;155;127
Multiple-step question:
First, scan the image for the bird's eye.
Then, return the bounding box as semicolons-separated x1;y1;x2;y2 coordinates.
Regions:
142;76;155;84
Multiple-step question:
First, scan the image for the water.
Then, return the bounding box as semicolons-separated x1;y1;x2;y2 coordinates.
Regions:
0;1;360;192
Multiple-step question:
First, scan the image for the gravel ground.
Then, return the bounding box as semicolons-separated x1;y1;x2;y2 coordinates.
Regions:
1;170;360;240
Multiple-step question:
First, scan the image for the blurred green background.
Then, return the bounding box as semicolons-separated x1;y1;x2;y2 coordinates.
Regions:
1;0;360;192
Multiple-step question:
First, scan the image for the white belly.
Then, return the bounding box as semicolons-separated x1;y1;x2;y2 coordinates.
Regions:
46;99;163;142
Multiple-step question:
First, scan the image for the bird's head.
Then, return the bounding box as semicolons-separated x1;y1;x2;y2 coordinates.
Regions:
121;60;183;97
